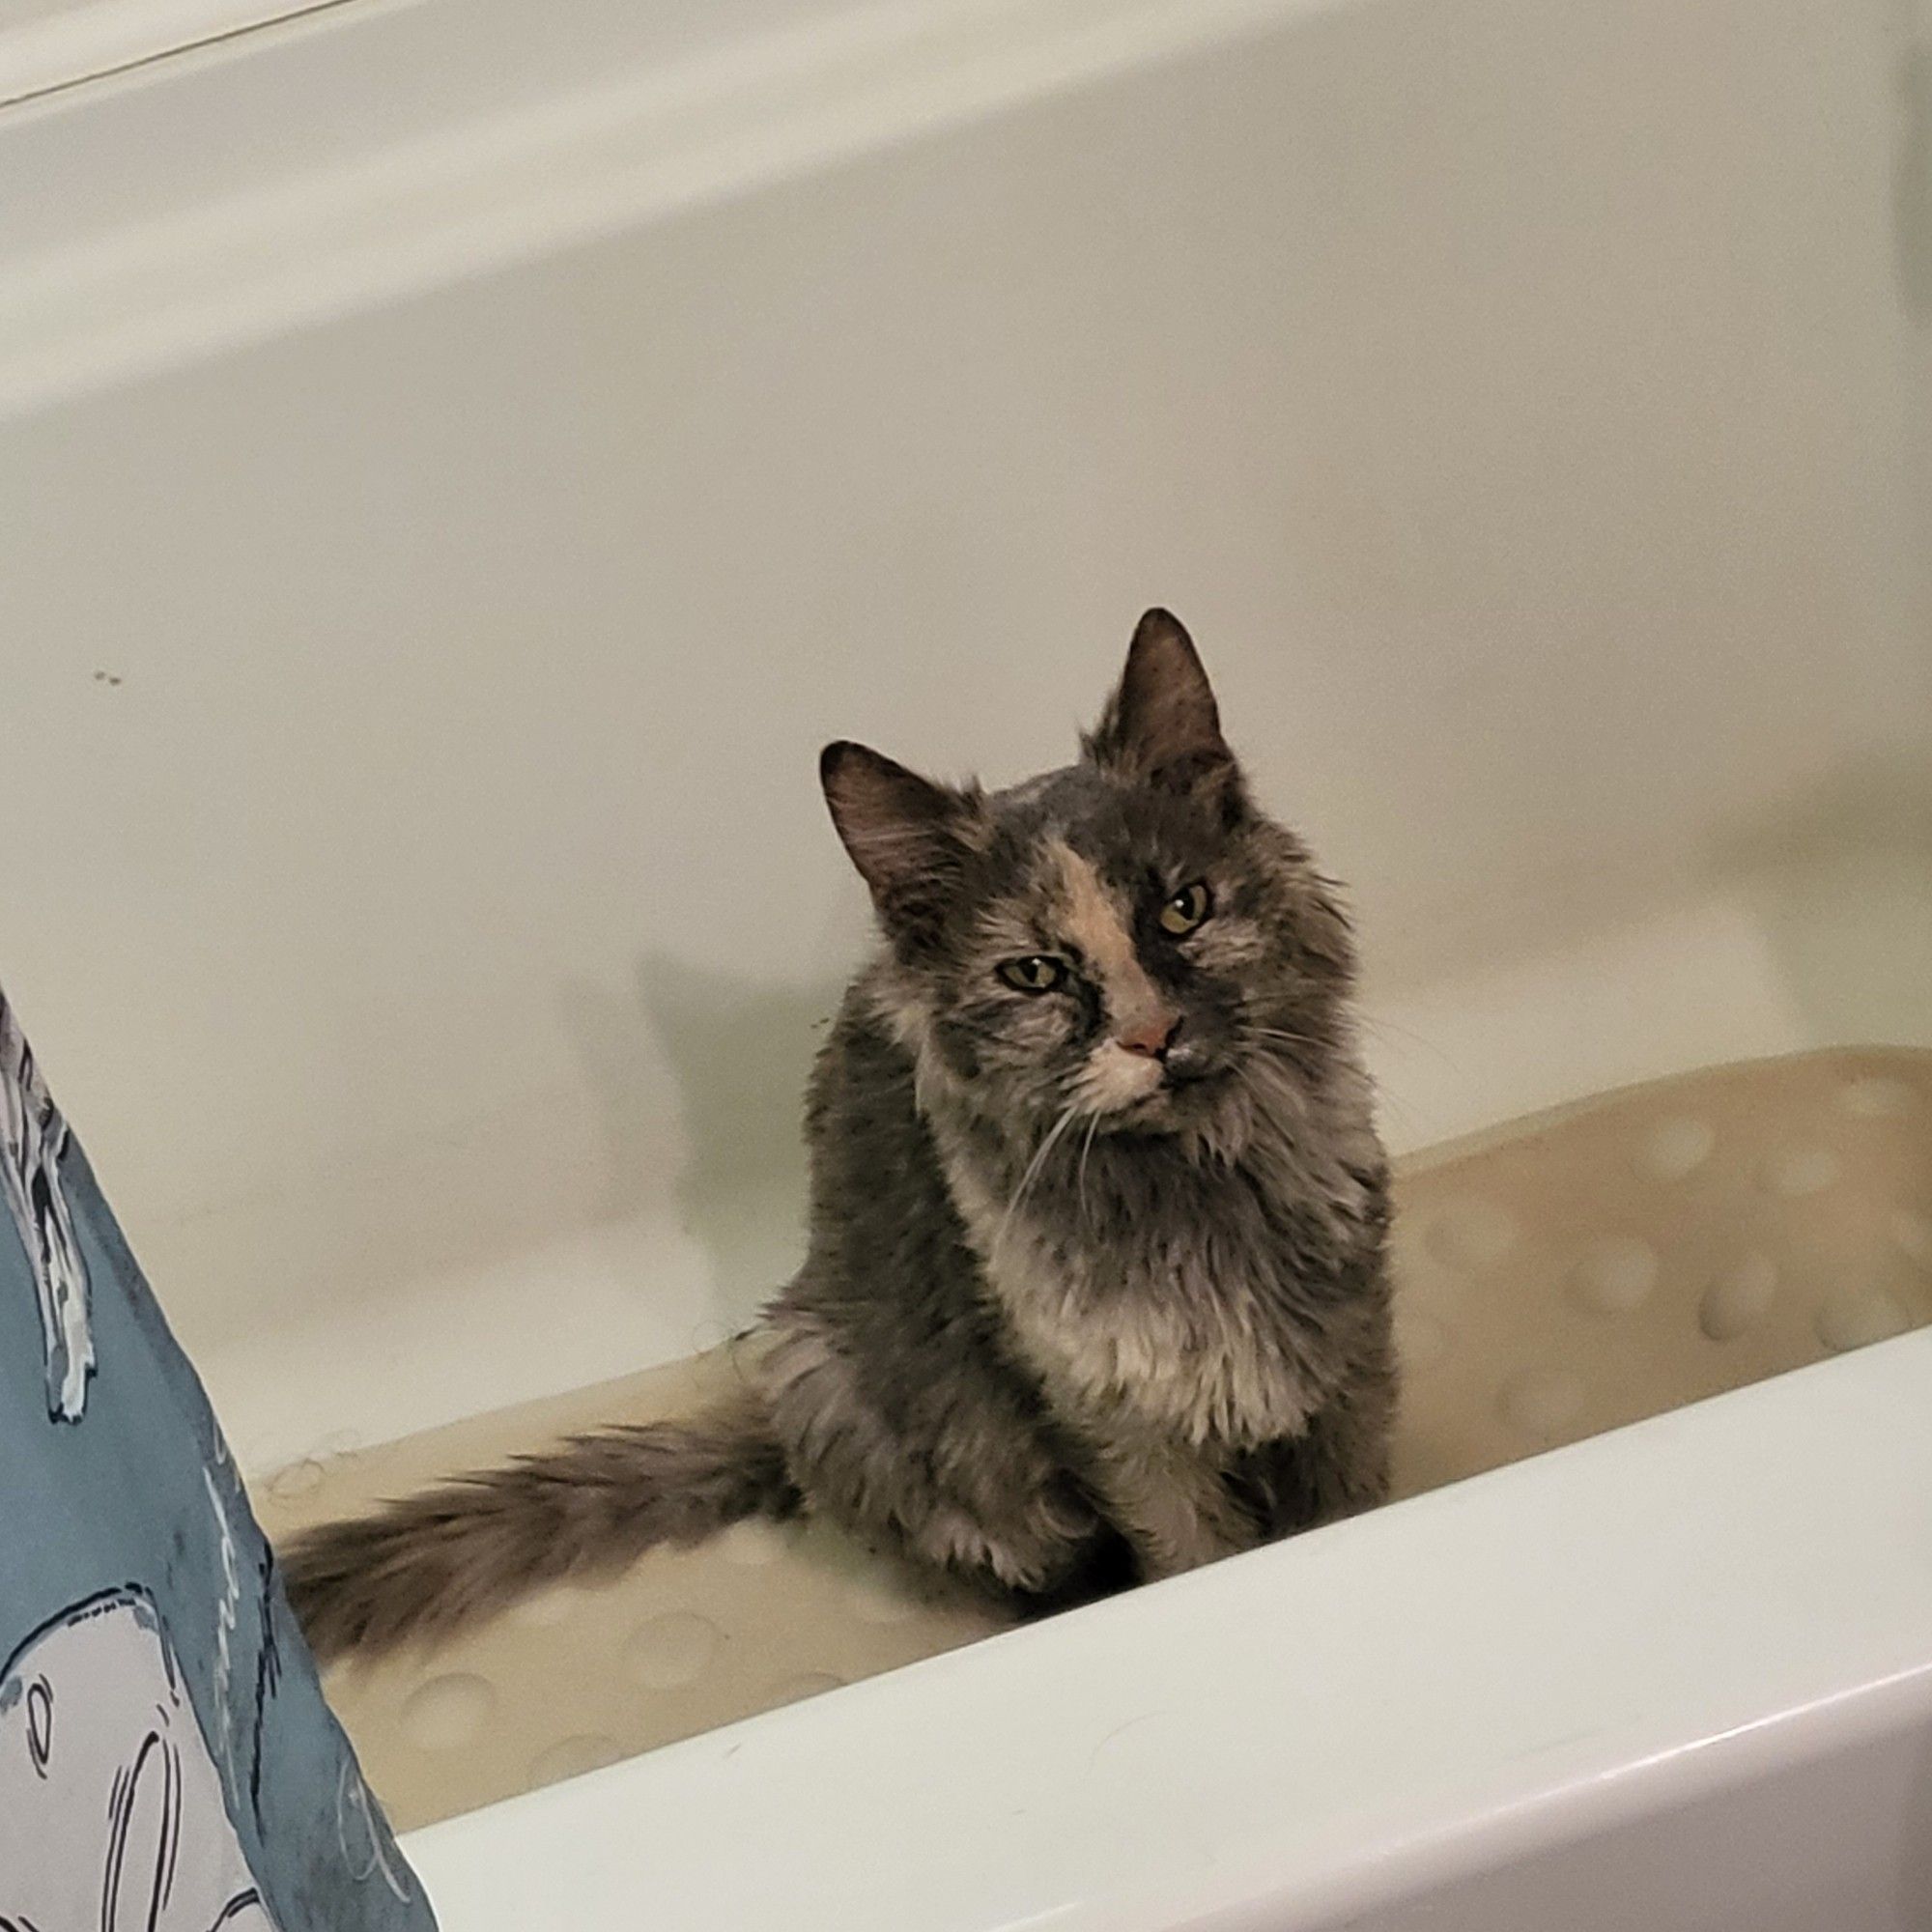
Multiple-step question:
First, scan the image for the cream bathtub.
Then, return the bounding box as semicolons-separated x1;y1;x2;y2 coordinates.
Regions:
2;0;1929;1924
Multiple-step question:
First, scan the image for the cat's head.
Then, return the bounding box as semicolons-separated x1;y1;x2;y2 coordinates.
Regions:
821;611;1358;1153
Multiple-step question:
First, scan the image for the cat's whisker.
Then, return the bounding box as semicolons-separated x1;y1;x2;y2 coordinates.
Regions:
1244;1026;1339;1081
1355;1010;1462;1072
1075;1113;1102;1226
994;1102;1080;1258
1246;1023;1324;1050
1239;1053;1313;1138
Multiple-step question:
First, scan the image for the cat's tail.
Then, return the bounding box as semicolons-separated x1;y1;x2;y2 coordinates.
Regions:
280;1395;796;1662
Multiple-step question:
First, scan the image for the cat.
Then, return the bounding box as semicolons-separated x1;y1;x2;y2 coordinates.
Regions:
283;611;1395;1660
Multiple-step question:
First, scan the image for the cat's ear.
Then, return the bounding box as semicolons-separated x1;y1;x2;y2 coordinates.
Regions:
820;741;983;942
1084;610;1243;815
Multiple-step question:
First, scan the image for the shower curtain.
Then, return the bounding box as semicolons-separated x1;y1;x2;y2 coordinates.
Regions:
0;984;435;1932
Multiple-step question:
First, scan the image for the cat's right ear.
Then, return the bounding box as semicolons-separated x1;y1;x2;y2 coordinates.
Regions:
820;742;981;942
1084;610;1244;819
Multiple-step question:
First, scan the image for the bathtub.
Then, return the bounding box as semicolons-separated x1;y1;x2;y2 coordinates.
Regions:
2;0;1930;1923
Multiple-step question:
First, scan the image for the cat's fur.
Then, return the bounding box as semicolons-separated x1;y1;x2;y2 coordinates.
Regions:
284;611;1394;1660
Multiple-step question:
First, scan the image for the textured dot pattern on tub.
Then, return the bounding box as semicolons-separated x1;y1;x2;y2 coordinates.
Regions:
254;1047;1932;1833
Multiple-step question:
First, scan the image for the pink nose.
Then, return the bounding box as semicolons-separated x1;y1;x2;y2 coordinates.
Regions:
1116;1011;1180;1060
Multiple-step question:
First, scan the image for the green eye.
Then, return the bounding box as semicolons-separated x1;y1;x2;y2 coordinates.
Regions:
1159;881;1211;936
998;955;1067;995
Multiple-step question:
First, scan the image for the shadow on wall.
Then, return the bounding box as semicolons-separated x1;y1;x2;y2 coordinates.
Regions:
1710;752;1932;1050
561;954;846;1327
157;952;853;1363
142;1070;688;1349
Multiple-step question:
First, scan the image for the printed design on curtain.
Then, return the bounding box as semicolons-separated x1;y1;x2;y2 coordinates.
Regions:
0;983;433;1927
0;989;94;1422
0;1586;276;1932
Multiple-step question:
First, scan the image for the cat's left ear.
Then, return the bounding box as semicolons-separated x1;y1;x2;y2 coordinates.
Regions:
1083;609;1244;817
820;741;984;950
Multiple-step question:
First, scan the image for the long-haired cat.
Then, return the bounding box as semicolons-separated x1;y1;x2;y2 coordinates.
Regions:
285;611;1394;1658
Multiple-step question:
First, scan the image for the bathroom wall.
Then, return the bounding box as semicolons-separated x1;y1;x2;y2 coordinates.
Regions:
0;0;1924;1465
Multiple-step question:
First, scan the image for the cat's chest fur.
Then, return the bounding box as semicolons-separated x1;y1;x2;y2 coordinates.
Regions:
930;1114;1364;1450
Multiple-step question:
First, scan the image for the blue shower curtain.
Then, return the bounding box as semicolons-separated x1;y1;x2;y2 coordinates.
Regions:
0;985;435;1932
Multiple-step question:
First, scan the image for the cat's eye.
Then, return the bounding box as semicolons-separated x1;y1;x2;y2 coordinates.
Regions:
998;954;1067;995
1159;881;1212;936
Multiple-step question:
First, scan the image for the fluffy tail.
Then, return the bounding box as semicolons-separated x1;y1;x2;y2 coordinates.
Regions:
280;1397;795;1662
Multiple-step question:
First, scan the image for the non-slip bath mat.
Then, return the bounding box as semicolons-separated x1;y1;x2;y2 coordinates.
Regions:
256;1046;1932;1833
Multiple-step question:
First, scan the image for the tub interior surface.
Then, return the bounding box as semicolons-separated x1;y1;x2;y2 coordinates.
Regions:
398;1322;1932;1932
257;1045;1932;1833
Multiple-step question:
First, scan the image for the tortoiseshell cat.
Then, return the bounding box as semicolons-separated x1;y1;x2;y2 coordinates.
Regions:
286;611;1394;1658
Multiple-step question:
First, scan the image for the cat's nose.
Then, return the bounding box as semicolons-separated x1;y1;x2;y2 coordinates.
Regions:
1116;1011;1181;1061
